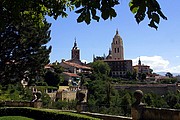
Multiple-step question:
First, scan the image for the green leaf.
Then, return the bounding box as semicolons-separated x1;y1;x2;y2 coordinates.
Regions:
129;1;139;14
75;8;84;13
77;13;85;23
92;16;100;22
148;20;158;30
85;10;91;24
109;8;117;18
91;9;96;16
152;13;160;24
101;10;109;20
130;6;139;14
74;1;81;8
157;9;168;20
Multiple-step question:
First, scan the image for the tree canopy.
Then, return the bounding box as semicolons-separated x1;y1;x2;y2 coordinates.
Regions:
91;60;110;76
0;9;51;84
1;0;167;31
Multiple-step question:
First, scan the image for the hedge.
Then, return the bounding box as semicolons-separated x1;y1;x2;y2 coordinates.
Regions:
0;107;100;120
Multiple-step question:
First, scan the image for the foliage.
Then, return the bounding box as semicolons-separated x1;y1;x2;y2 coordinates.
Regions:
90;60;110;76
44;71;61;87
41;92;51;108
165;92;179;109
121;93;132;116
165;72;173;78
0;84;52;108
129;0;167;29
44;63;64;87
52;100;77;110
0;84;32;101
31;86;53;107
0;0;166;30
144;93;153;106
0;116;33;120
0;107;99;120
159;78;177;84
0;13;51;84
73;0;166;29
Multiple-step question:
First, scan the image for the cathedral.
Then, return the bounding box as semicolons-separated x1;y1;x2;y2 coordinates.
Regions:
94;29;133;77
107;29;124;60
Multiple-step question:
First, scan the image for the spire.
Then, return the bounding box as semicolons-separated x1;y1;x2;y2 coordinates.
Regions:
115;28;121;38
109;48;112;54
116;28;119;35
74;37;77;47
138;57;141;65
73;37;79;50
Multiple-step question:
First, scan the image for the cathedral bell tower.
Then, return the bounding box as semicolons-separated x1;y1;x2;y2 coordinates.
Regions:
71;38;80;60
111;29;124;60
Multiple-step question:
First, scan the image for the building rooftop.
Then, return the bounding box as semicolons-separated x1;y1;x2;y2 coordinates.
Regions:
63;72;80;77
62;61;91;70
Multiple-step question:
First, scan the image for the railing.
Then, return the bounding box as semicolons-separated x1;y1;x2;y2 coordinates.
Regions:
0;100;42;108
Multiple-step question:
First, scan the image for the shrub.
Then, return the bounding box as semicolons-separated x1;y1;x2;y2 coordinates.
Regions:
0;107;99;120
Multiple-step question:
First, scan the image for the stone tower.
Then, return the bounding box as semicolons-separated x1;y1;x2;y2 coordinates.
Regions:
111;29;124;60
71;39;80;60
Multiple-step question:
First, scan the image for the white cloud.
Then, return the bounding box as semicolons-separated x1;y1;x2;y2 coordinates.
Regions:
176;56;180;58
168;65;180;73
81;59;88;64
132;56;180;73
132;56;170;72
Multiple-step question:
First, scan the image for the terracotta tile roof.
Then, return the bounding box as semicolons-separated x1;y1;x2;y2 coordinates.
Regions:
44;64;52;69
103;59;132;62
63;72;80;77
63;61;91;70
133;64;150;67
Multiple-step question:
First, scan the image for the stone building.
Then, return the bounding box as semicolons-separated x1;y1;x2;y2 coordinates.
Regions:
57;39;90;102
60;39;92;75
133;58;150;74
111;30;124;60
104;59;132;77
94;29;133;78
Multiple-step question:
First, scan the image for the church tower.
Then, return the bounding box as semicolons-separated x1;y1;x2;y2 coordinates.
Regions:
111;29;124;60
71;38;80;60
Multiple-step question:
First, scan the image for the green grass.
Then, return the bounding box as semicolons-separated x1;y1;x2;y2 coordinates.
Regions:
0;116;34;120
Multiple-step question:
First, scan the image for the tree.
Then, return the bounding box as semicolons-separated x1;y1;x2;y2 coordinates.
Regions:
91;61;110;76
166;92;178;108
149;68;153;74
1;0;167;31
0;12;51;84
44;63;63;87
165;72;173;78
121;93;132;116
144;93;153;106
74;0;167;29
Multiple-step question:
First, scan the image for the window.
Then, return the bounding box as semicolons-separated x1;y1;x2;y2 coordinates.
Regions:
115;48;116;53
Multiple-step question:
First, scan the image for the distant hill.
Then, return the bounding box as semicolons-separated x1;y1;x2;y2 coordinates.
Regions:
156;72;180;76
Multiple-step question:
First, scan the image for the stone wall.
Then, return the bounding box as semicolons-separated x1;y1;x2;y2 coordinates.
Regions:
56;86;88;102
131;90;180;120
47;92;57;101
143;107;180;120
0;100;42;108
114;84;180;95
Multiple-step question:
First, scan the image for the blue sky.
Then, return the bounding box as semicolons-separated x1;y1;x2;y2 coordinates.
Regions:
46;1;180;74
